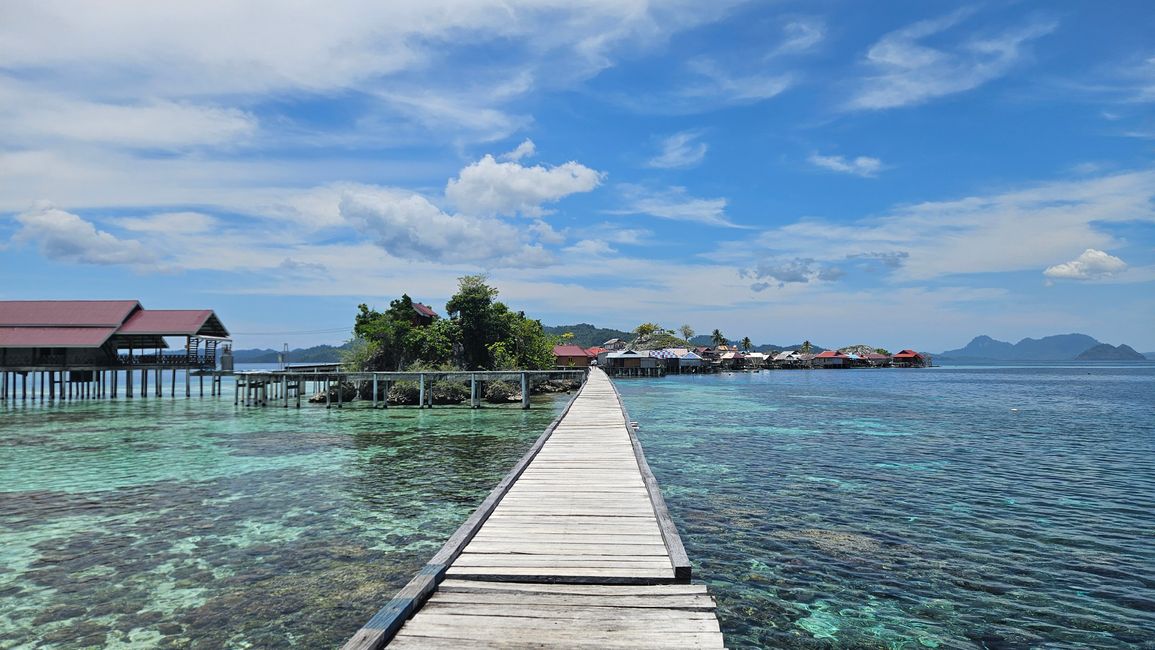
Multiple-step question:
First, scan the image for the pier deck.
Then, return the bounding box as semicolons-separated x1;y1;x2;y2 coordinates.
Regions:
344;367;723;649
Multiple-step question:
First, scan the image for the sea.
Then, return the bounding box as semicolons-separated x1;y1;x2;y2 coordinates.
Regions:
1;364;1153;649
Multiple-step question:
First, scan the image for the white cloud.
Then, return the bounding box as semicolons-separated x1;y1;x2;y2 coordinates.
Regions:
612;186;742;228
809;153;883;177
0;81;257;149
647;131;708;169
445;154;603;217
565;239;616;257
13;205;154;265
848;10;1056;110
1044;249;1128;281
339;186;552;267
774;19;825;55
114;212;217;234
681;59;792;107
501;139;537;162
716;170;1155;282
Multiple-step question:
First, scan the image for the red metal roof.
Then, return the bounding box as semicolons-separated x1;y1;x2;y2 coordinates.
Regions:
553;344;589;357
893;349;922;358
815;350;847;358
118;310;213;336
585;347;607;357
0;300;140;327
413;303;438;319
0;326;117;348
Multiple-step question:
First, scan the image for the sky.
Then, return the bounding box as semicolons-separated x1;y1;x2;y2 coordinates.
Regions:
2;1;1154;353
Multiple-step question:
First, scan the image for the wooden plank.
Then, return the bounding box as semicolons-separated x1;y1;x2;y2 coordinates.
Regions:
437;580;709;595
444;566;675;579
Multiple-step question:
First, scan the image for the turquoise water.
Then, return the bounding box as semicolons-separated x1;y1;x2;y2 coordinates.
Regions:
616;366;1155;649
0;390;568;648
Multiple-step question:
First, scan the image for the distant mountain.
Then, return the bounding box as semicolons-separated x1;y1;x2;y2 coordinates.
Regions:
543;323;632;348
233;343;349;363
1075;344;1147;361
1147;352;1155;361
940;334;1101;361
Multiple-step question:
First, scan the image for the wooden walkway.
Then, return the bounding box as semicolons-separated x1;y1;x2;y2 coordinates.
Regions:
344;367;724;649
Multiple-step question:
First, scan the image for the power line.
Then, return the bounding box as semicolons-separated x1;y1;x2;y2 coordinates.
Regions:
230;327;351;336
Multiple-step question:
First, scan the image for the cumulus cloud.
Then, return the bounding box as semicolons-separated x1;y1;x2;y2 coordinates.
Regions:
647;131;708;169
1044;249;1127;281
339;187;552;267
848;10;1056;110
612;186;741;228
809;153;883;177
13;205;154;265
445;154;603;217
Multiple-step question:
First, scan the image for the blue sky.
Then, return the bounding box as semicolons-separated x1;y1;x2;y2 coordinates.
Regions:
2;1;1154;352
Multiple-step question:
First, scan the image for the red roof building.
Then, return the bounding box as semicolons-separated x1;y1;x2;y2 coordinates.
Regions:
0;300;229;369
553;344;592;368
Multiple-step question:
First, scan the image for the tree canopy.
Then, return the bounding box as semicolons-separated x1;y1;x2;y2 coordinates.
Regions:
350;276;554;372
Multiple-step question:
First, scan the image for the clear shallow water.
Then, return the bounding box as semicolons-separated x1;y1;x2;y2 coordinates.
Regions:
0;391;568;649
616;366;1155;649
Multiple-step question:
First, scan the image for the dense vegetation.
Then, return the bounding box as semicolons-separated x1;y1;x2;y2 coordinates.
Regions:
345;275;555;372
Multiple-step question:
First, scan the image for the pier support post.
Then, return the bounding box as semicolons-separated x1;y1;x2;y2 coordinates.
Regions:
234;376;240;405
325;377;331;409
419;374;425;409
372;375;378;408
471;374;478;409
283;376;289;408
521;372;529;409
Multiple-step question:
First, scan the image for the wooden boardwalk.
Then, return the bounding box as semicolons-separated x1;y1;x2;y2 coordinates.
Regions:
344;367;724;649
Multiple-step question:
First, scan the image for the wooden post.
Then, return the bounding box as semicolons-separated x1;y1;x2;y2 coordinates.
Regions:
325;377;331;409
419;374;425;409
372;375;378;408
283;376;288;408
186;369;191;398
199;373;204;397
521;372;529;409
336;375;343;408
234;375;240;405
49;371;55;401
470;373;478;409
296;376;301;408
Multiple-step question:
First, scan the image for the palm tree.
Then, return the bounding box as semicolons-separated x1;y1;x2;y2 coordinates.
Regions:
740;336;752;352
679;324;695;343
711;329;726;348
801;340;812;355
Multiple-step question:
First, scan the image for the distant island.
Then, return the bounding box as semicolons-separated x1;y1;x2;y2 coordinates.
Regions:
234;330;1152;365
938;334;1150;362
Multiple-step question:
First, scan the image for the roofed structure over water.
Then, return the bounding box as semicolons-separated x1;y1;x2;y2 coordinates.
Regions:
0;300;229;369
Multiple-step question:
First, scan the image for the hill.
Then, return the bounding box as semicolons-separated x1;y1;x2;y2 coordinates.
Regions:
1075;344;1147;361
940;334;1101;361
543;323;632;348
233;343;350;363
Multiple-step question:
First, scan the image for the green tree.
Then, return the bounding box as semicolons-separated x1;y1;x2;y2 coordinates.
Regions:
711;329;726;347
633;322;661;341
801;340;812;355
445;275;502;369
678;324;695;343
741;336;752;352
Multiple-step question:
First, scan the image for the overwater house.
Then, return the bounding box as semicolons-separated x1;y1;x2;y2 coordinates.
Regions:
891;349;928;368
602;338;627;350
813;349;852;368
771;350;802;368
0;300;230;400
601;349;662;376
860;352;891;367
718;351;745;370
553;344;592;368
743;351;769;369
676;349;704;372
